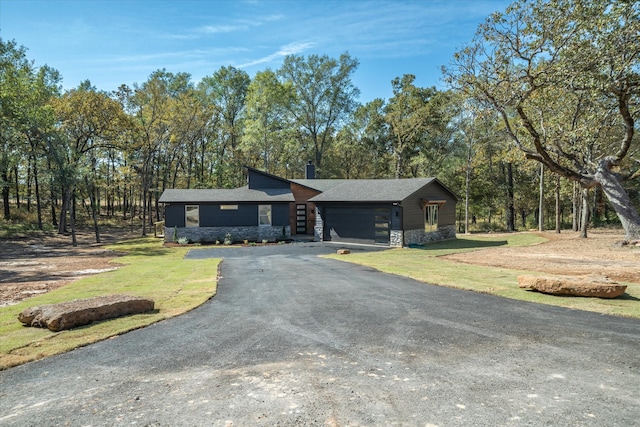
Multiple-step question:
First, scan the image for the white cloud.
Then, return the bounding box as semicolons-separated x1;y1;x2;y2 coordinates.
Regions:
198;24;249;34
237;41;315;68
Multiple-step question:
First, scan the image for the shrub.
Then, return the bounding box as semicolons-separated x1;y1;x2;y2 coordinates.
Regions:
223;233;233;245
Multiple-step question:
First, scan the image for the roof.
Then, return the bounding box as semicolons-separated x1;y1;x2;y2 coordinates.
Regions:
308;178;439;203
290;179;350;192
158;187;294;203
243;166;291;188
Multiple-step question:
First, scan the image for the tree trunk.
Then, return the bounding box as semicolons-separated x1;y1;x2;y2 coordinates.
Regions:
33;157;43;230
595;158;640;241
555;175;561;234
506;162;515;232
14;165;21;210
394;150;402;180
464;145;471;234
1;169;10;220
538;163;544;232
58;187;70;234
580;187;589;238
572;182;580;232
85;176;101;243
70;189;78;247
142;184;148;237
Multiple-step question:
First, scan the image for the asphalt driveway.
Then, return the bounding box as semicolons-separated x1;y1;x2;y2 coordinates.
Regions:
1;242;639;426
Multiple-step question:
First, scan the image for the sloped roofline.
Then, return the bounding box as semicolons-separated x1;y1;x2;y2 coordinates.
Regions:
241;166;460;200
243;165;291;186
159;165;459;204
158;187;294;203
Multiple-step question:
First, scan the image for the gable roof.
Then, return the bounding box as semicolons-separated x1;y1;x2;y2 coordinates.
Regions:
308;178;439;203
158;187;294;203
308;178;460;203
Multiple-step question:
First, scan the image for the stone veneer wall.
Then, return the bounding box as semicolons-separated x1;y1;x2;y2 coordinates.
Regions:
165;225;290;243
313;225;455;247
390;230;403;247
402;225;456;246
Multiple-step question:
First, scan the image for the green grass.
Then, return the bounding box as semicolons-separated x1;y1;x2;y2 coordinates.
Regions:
0;238;220;370
325;233;640;319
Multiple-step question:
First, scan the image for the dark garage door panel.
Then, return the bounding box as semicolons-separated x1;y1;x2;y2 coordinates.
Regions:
326;207;389;245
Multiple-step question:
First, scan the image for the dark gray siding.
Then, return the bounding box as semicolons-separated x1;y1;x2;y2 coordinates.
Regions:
402;183;456;230
200;204;253;227
165;204;185;227
270;204;290;227
164;202;289;228
391;206;402;229
248;170;290;190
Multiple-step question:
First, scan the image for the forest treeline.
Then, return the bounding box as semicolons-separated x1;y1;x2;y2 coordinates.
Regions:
2;0;639;243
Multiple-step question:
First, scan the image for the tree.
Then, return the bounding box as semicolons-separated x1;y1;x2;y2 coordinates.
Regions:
277;52;359;174
384;75;436;178
0;39;31;220
53;81;127;244
199;66;250;187
241;69;295;175
445;0;640;240
326;98;392;179
20;65;61;230
124;70;191;235
384;76;461;179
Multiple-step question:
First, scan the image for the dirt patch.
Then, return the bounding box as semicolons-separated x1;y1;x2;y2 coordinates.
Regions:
1;227;639;307
0;228;139;307
443;229;640;283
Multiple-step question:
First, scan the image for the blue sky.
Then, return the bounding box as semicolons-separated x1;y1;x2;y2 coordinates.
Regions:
0;0;512;102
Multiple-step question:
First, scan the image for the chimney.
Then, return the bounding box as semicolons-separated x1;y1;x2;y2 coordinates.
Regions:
305;161;315;179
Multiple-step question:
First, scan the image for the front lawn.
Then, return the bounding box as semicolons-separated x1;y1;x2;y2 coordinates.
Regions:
324;233;640;319
0;238;220;370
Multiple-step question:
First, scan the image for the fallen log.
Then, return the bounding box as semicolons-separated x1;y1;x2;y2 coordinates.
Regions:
18;294;155;332
518;275;627;299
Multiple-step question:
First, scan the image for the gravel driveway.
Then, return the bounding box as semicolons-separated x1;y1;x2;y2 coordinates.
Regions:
1;242;639;426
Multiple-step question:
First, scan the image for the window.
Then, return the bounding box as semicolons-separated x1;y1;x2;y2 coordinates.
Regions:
258;205;272;226
424;204;438;232
185;205;199;227
220;205;238;210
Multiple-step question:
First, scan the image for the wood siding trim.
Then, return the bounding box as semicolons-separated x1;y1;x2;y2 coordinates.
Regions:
290;182;321;235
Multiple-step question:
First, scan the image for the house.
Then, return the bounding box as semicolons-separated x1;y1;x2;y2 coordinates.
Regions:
159;169;294;243
303;178;456;246
159;164;458;246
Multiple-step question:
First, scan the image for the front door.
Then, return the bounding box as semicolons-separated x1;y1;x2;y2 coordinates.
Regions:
296;204;307;234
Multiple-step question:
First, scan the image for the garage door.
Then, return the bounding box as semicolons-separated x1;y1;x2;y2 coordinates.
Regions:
325;207;390;245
